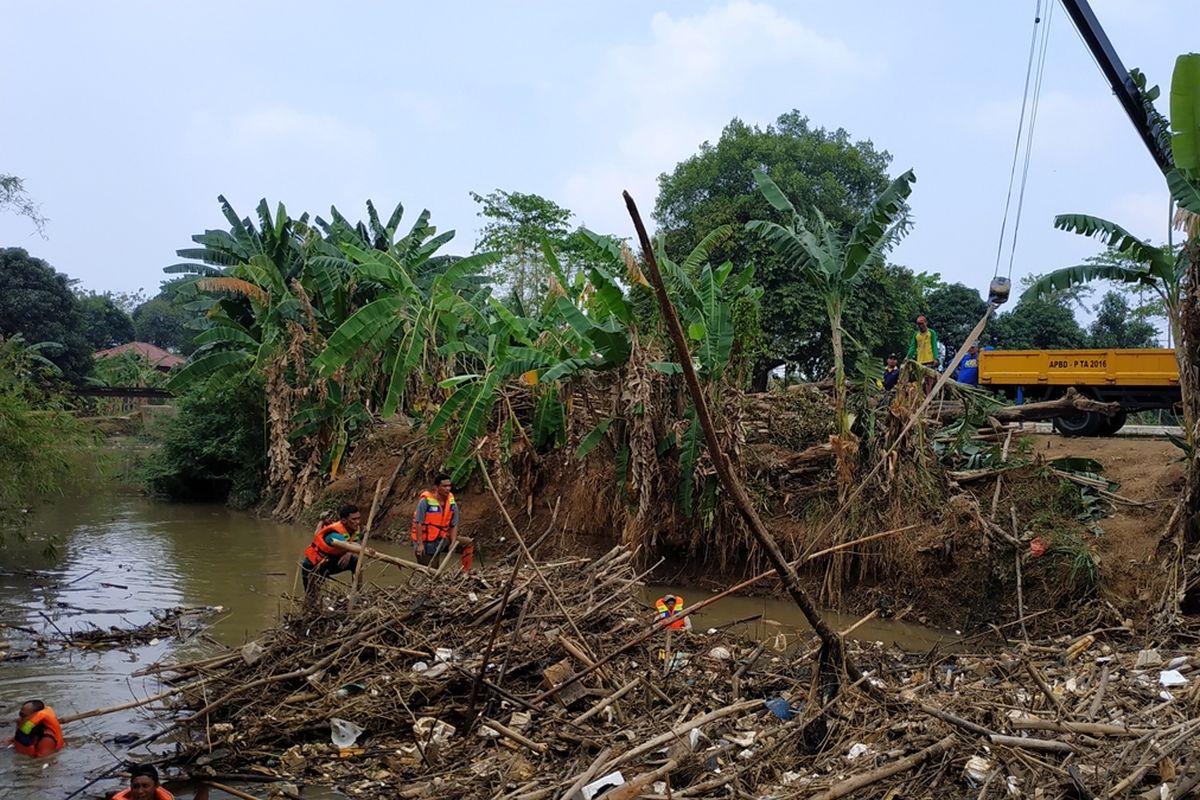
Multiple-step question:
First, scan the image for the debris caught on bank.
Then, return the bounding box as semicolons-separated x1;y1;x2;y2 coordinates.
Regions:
126;547;1200;800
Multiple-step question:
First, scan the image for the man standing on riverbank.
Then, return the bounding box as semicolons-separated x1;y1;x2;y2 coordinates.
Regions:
411;474;458;568
906;315;940;394
300;504;362;589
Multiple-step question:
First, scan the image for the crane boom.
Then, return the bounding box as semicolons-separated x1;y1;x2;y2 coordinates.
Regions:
1058;0;1173;174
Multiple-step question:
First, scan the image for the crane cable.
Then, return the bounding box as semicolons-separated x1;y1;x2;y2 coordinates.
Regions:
993;0;1055;281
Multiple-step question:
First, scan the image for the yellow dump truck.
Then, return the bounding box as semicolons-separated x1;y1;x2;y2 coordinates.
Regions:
977;348;1180;436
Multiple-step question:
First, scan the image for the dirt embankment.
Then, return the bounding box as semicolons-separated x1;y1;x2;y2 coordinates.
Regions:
316;422;1184;632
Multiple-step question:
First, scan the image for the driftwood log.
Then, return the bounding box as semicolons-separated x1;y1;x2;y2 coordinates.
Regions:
928;387;1119;424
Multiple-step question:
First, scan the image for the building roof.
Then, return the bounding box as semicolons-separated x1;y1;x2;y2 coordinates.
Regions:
93;342;185;370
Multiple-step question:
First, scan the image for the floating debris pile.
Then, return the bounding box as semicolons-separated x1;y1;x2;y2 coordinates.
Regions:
138;547;1200;799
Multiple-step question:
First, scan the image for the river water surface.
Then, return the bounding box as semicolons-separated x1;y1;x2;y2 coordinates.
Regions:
1;487;954;798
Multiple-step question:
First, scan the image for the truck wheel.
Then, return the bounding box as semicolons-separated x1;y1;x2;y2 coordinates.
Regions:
1097;411;1128;436
1053;410;1103;437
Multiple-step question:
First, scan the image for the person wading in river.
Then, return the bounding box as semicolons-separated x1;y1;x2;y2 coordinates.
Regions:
6;699;64;757
300;504;362;590
411;473;458;568
108;764;175;800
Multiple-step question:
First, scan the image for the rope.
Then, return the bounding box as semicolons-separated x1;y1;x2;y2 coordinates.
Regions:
1004;0;1055;279
993;0;1045;279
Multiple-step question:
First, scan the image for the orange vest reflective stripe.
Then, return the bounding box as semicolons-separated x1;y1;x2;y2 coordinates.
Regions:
655;596;686;630
411;491;457;542
13;706;64;756
303;521;352;566
113;788;174;800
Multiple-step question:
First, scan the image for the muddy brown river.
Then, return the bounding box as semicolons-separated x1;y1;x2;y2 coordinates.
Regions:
1;487;954;798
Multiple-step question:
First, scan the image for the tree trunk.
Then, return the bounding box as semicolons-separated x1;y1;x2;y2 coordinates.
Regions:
926;388;1119;423
1179;237;1200;545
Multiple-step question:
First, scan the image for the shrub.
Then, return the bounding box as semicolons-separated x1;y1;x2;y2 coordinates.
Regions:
142;380;267;507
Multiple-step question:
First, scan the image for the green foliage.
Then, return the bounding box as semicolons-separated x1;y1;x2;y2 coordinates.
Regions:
141;380;267;507
77;292;136;350
1088;291;1160;348
654;112;894;381
0;174;47;235
0;248;93;384
133;280;201;355
89;350;168;389
988;296;1088;350
748;167;916;436
471;189;611;309
0;336;91;537
923;283;989;351
1170;54;1200;179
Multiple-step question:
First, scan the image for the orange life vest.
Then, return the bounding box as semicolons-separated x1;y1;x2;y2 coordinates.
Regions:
655;596;686;630
410;491;457;543
113;788;174;800
13;706;64;756
302;521;353;566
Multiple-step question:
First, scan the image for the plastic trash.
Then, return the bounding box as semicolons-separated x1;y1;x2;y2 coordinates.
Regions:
1160;669;1188;688
434;647;453;663
423;662;449;679
581;771;626;800
330;718;363;749
707;646;732;661
336;682;365;698
764;697;795;721
1136;649;1163;668
411;661;429;673
241;641;264;666
412;716;456;744
964;755;993;785
845;742;871;762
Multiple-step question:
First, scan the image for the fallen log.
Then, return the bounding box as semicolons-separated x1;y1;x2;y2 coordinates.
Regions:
810;735;956;800
930;388;1120;424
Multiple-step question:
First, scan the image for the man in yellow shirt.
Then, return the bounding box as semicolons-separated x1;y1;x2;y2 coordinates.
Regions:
905;315;940;393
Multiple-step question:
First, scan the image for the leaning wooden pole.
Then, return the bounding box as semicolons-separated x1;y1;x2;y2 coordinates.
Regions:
622;190;866;687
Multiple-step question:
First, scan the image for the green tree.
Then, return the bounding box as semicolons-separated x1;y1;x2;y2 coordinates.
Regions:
77;292;136;350
988;296;1088;350
1089;291;1159;348
654;112;894;386
748;166;915;445
133;280;201;355
924;282;990;351
0;248;91;383
471;189;605;310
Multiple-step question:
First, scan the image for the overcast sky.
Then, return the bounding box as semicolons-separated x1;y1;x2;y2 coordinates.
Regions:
1;0;1193;312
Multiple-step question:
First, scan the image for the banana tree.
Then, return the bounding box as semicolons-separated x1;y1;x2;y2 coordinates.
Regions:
1022;216;1185;344
748;168;916;442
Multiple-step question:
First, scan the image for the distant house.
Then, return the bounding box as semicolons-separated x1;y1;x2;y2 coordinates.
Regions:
93;342;184;373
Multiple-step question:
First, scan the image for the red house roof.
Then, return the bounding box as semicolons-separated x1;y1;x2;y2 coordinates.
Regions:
94;342;185;371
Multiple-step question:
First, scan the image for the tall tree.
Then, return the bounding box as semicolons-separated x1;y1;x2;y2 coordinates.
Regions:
924;282;990;351
133;280;202;355
471;189;603;310
0;248;91;382
655;112;894;386
1089;291;1159;348
748;166;915;458
987;296;1088;350
77;292;136;350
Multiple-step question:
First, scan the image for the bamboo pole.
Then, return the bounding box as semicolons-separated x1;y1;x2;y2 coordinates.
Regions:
59;677;213;724
334;541;433;575
204;781;266;800
810;735;955;800
481;717;548;754
623;190;867;688
350;478;385;601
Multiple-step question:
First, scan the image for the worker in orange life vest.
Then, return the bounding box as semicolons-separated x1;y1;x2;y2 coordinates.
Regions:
6;699;64;757
300;504;362;590
411;473;458;568
109;764;175;800
655;594;691;630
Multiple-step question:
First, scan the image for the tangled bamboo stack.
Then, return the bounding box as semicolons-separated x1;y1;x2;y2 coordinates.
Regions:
135;546;1200;799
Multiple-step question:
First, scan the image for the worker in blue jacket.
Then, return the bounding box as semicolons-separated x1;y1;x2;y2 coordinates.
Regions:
955;343;980;386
